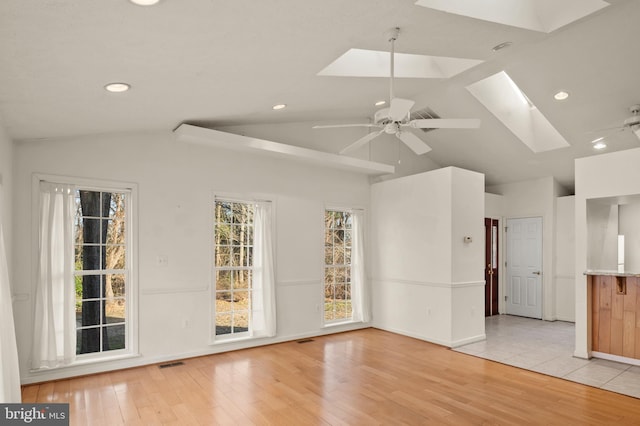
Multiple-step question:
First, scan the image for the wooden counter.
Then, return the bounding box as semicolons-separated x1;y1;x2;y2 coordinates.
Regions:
587;273;640;360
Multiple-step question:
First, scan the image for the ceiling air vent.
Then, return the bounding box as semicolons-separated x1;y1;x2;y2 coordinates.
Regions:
410;107;441;133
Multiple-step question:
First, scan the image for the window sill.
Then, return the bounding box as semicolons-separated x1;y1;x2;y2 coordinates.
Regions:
29;352;141;374
323;319;358;328
211;333;274;346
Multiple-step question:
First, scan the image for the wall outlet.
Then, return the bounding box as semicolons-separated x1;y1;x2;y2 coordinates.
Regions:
157;255;169;267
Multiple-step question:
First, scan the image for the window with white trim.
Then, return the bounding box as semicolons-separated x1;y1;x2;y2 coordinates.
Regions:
213;198;277;341
214;200;255;338
324;209;353;323
74;189;130;355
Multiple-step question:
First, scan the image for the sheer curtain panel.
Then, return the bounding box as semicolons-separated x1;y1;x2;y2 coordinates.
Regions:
251;202;276;337
351;210;370;322
31;182;76;369
0;189;21;402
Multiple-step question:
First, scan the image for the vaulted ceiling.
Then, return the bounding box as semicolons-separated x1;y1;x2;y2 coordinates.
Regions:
1;0;639;189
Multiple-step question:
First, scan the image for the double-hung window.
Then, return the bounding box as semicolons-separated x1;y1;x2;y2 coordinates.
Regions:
213;198;276;341
324;210;353;323
31;179;135;370
74;189;130;356
324;208;368;325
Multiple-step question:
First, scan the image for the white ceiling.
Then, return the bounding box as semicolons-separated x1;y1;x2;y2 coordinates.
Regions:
1;0;640;189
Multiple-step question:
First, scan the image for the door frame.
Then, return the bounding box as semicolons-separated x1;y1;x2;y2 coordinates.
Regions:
485;217;500;316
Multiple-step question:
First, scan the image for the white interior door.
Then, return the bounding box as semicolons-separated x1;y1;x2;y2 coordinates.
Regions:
506;217;542;319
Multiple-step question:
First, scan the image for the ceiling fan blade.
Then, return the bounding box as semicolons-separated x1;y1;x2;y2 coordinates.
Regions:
585;125;624;135
340;130;385;155
409;118;481;129
589;127;626;142
313;123;381;129
396;130;432;155
389;98;415;121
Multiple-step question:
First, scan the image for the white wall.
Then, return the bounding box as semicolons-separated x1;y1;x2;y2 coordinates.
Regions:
555;196;575;322
575;147;640;358
0;119;13;274
371;167;485;347
13;131;372;383
618;202;640;272
486;177;567;320
485;192;504;219
586;201;619;270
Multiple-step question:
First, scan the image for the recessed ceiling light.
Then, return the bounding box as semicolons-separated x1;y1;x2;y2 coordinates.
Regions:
272;104;286;110
375;100;386;106
593;141;607;150
492;41;512;52
129;0;160;5
554;91;569;101
104;82;130;93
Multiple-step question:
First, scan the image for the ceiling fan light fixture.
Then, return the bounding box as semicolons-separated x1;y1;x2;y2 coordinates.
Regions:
554;91;569;101
104;82;131;93
272;104;287;110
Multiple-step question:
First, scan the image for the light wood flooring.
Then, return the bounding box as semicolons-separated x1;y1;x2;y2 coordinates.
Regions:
22;328;640;425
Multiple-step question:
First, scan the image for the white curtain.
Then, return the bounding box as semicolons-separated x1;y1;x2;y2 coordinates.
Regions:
0;189;21;402
251;201;276;337
351;210;370;322
31;182;76;369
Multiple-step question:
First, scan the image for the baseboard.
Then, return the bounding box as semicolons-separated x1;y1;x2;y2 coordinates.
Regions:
372;325;453;347
592;351;640;367
555;315;575;323
450;334;486;348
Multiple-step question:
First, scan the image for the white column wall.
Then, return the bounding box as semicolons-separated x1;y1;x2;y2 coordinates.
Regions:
13;131;372;383
371;167;485;347
555;196;575;322
451;169;485;343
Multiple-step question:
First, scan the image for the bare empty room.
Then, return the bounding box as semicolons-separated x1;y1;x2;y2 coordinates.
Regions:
2;1;640;424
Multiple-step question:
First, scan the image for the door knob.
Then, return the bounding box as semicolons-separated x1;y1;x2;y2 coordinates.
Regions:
532;271;541;275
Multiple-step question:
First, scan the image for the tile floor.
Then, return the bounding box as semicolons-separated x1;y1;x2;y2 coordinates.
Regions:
454;315;640;399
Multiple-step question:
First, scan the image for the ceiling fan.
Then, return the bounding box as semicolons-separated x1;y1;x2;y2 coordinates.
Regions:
590;104;640;148
313;27;481;155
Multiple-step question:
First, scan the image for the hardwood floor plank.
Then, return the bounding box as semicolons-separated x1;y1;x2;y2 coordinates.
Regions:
21;384;38;403
21;328;640;425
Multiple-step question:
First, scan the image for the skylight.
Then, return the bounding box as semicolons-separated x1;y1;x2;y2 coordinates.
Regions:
415;0;609;33
318;48;482;79
466;71;569;153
